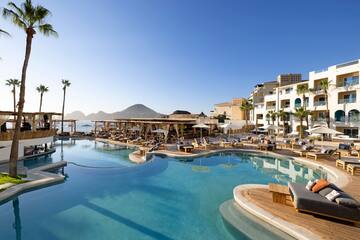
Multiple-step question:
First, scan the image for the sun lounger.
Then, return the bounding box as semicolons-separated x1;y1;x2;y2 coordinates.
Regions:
258;143;276;151
306;148;340;160
347;163;360;176
289;182;360;223
336;159;360;170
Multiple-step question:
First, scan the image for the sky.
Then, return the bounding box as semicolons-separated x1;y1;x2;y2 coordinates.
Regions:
1;0;360;115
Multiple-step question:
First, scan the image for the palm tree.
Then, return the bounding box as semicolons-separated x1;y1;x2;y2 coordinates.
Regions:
319;79;331;127
36;84;49;112
5;79;20;112
240;99;254;131
296;84;309;109
293;107;310;139
277;109;289;135
61;79;71;134
2;0;57;177
297;84;310;128
267;110;277;125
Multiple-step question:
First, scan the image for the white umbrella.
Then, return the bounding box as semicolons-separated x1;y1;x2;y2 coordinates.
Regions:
306;126;342;145
306;126;342;135
262;125;283;137
220;122;241;135
288;131;299;137
192;123;210;138
262;124;284;130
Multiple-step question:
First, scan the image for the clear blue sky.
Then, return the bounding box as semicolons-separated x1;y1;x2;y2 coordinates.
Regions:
1;0;360;115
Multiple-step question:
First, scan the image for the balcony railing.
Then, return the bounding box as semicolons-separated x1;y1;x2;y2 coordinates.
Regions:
314;100;326;106
266;106;276;110
335;117;345;122
0;129;56;141
349;116;360;123
336;80;359;87
338;98;356;104
281;105;290;108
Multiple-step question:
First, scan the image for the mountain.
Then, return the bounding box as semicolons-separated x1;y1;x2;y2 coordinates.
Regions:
65;104;164;121
65;110;86;120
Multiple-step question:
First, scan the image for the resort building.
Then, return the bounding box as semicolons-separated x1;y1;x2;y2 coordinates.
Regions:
0;111;60;161
210;98;249;123
250;60;360;137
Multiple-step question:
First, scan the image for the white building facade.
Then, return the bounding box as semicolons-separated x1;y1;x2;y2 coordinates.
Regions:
250;60;360;137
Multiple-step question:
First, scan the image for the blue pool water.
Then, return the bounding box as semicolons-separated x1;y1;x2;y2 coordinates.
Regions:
0;139;326;240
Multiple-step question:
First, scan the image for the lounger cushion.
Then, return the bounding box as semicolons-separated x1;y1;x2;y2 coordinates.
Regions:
336;198;360;208
289;182;360;222
312;179;329;193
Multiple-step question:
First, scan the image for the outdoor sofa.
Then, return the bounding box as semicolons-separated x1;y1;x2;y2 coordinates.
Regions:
288;182;360;223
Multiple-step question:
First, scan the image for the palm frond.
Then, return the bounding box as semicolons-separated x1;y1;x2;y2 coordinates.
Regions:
8;2;25;19
0;28;10;36
38;23;58;37
34;5;51;24
2;8;27;30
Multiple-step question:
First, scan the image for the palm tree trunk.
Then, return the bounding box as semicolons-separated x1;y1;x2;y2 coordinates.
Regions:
245;112;248;132
39;93;43;112
61;88;66;134
300;117;303;139
325;92;330;127
13;86;16;113
9;32;33;177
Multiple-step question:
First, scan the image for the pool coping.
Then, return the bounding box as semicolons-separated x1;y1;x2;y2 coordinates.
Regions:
0;161;67;204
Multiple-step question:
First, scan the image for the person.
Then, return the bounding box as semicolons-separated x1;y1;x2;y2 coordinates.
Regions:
21;121;31;131
43;114;50;130
0;123;7;132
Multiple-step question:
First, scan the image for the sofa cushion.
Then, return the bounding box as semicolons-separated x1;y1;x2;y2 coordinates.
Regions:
325;190;341;201
306;180;317;191
312;179;329;193
336;198;360;208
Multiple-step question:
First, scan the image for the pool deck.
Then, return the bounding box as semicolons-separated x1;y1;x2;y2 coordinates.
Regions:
0;161;67;204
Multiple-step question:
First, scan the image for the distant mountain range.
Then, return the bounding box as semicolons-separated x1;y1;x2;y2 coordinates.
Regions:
65;104;164;121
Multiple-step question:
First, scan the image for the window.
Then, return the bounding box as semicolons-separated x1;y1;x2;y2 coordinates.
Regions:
285;88;292;94
335;110;345;122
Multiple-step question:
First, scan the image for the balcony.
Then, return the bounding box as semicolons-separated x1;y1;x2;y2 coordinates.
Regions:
0;129;56;141
336;75;359;87
338;98;356;104
266;106;276;110
314;100;326;107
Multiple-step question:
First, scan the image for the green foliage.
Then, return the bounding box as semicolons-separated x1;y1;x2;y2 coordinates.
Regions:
2;0;57;37
36;84;49;93
0;174;25;185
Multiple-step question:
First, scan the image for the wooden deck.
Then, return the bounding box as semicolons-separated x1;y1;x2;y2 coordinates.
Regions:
239;155;360;240
241;188;360;240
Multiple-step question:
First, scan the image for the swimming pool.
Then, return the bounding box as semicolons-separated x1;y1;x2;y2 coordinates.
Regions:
0;139;326;240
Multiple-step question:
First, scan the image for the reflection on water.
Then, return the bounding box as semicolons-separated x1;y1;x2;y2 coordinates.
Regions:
12;198;21;240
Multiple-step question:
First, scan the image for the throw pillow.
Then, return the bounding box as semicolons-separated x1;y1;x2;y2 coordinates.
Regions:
305;180;316;191
312;179;330;193
336;198;360;208
325;190;341;201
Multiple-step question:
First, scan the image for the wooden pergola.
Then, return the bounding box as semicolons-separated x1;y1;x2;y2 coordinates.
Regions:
93;118;218;142
0;111;62;141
